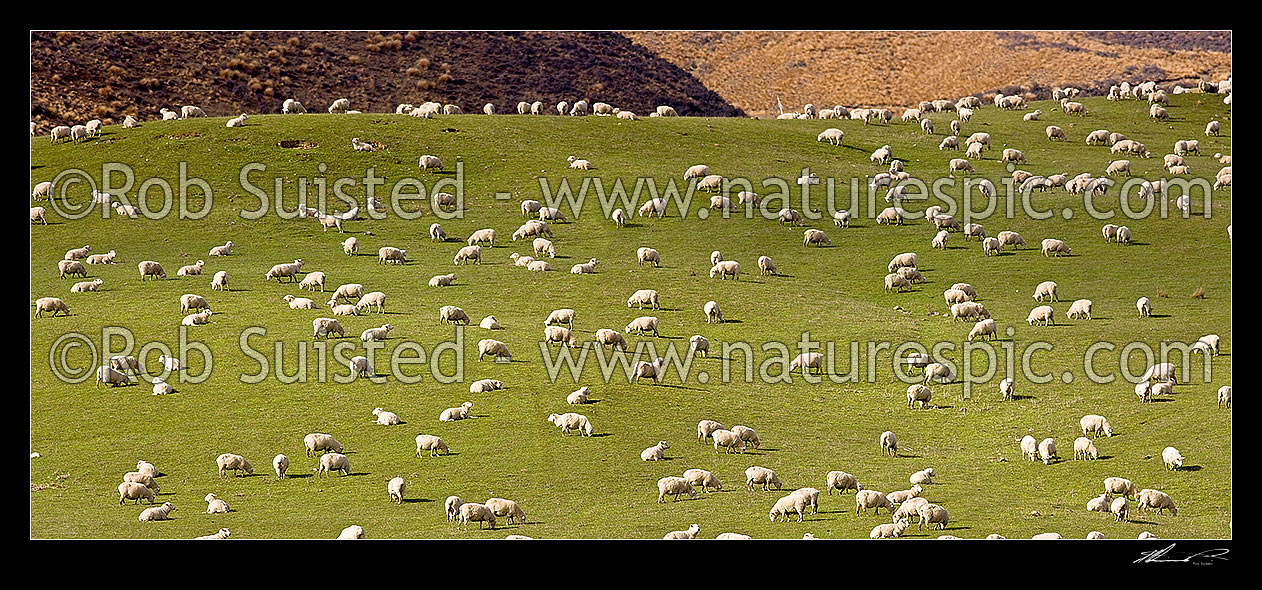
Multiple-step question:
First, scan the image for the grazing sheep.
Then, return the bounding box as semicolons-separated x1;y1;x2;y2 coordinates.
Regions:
388;477;407;504
1074;437;1100;460
532;237;556;258
932;231;949;250
439;306;471;325
923;362;956;384
216;453;254;477
833;210;852;227
1046;125;1067;141
885;273;912;293
697;420;725;443
856;490;895;515
1111;497;1129;522
746;466;782;491
594;328;628;351
1137;489;1178;516
58;260;87;279
917;504;949;530
887;253;918;272
453;245;483;265
641;441;671;461
817;128;844;145
415;434;451;457
770;494;809;523
826;471;863;495
1137;297;1153;318
892;497;929;523
457;503;497;531
273;454;289;479
880;431;898;456
1162;446;1184;471
710;261;741;281
712;429;747;454
968;318;997;341
998;231;1027;249
118;481;156;505
876;207;903;225
419;155;444;173
429;223;447;242
296;271;325;293
544;325;579;347
440;401;474;422
1026;281;1059;304
627;289;660;310
1104;477;1138;500
1020;436;1039;461
1218;385;1231;408
757;256;777;276
999;378;1014;400
547;412;593;437
264;259;303;283
304;433;343;457
445;496;464;521
683;469;722;493
1027;305;1055;326
1040;239;1071;257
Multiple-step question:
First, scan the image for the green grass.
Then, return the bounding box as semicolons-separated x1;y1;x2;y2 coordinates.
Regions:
30;93;1231;539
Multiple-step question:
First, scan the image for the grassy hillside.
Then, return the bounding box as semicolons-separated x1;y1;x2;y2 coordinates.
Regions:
30;94;1231;539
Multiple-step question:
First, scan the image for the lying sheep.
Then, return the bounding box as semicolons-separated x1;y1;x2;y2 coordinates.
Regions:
470;379;505;394
641;441;671;461
440;401;474;422
71;278;104;293
138;502;176;522
95;365;129;388
871;519;912;539
663;524;700;539
887;485;923;505
204;493;231;514
909;468;935;485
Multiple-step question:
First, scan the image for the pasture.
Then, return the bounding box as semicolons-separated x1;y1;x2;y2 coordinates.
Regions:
30;93;1231;539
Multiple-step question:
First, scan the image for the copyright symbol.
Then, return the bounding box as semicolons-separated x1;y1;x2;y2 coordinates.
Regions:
48;168;99;221
48;332;97;384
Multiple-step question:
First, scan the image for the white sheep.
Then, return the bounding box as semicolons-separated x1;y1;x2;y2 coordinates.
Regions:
641;441;671;461
1136;297;1153;318
683;469;722;493
204;493;231;514
453;245;482;265
594;328;628;350
880;430;898;456
1033;281;1058;302
138;502;176;522
855;490;895;515
1040;238;1071;257
416;434;452;457
440;401;475;422
826;471;863;495
216;453;254;477
1162;446;1184;471
745;466;782;491
567;386;590;405
547;412;593;436
712;429;747;454
663;524;700;539
1027;305;1055;326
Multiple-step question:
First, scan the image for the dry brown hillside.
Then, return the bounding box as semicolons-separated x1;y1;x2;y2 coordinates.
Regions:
623;31;1232;117
30;31;744;128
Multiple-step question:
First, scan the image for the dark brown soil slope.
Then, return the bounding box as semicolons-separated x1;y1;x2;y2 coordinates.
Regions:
30;31;744;128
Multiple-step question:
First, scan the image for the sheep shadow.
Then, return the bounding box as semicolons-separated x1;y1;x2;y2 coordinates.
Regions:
1009;394;1037;401
284;473;314;479
402;498;433;504
1148;314;1173;319
1176;465;1203;472
652;383;708;392
587;433;614;438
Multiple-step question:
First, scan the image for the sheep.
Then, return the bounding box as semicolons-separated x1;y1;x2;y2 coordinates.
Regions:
746;466;782;491
281;295;319;311
457;503;497;531
982;237;1001;256
313;452;352;477
641;441;671;461
892;497;929;523
453;245;483;266
817;128;844;145
948;158;973;176
561;385;592;405
887;485;924;505
876;207;903;225
70;278;104;293
129;257;163;277
871;519;912;539
939;135;959;151
408;433;451;459
1074;437;1100;460
917;503;949;530
1002;148;1026;164
998;231;1027;249
880;430;898;456
85;120;103;138
672;470;723;497
856;490;895;515
886;253;917;273
547;412;593;437
1150;104;1169;121
968;318;997;342
299;433;344;459
625;289;662;311
750;256;779;279
437;401;474;424
1106;160;1131;177
1041;238;1071;257
663;524;700;539
902;384;933;409
335;525;366;540
999;378;1014;400
712;429;747;454
118;481;157;505
203;492;231;514
1136;296;1154;318
1020;435;1039;461
484;498;527;525
950;302;990;323
69;124;89;143
266;454;289;481
181;309;214;327
826;471;863;495
194;528;231;540
884;273;912;293
58;260;87;280
769;494;809;523
216;453;254;478
31;207;48;225
1046;125;1067;141
138;502;176;522
1217;385;1232;408
870;145;893;164
684;164;711;180
1162;446;1184;471
1111;497;1130;522
898;267;926;284
1104;477;1137;500
709;261;741;283
593;328;628;351
568;100;589;116
264;259;304;283
1205;120;1221;136
1027;305;1055;327
1137;489;1178;516
931;230;949;250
